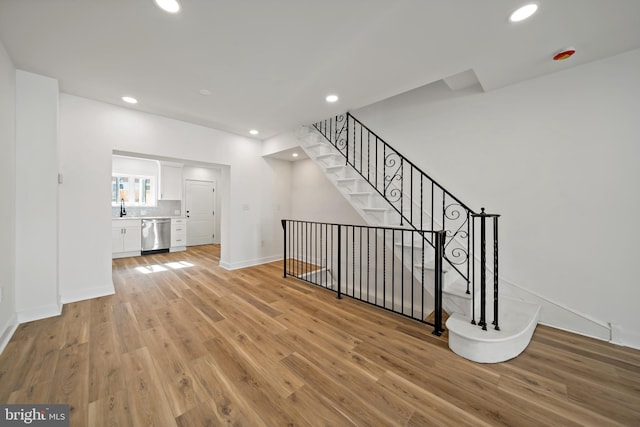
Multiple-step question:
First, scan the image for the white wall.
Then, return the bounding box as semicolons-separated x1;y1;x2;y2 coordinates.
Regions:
59;93;291;303
112;155;159;177
262;130;299;156
353;49;640;348
260;158;293;259
263;129;366;228
0;40;17;351
291;159;364;225
15;70;61;321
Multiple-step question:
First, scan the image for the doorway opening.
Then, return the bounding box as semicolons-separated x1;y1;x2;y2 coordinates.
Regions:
112;149;227;265
185;179;215;246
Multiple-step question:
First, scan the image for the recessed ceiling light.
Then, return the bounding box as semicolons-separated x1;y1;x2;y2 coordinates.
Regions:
292;153;299;158
122;96;138;104
154;0;180;14
249;130;259;135
326;94;339;103
509;3;538;22
199;89;211;96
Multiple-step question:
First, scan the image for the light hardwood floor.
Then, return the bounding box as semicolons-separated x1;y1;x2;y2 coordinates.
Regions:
1;245;639;426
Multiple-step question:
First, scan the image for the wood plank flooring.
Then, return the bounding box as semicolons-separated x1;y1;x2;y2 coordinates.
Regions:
1;244;639;426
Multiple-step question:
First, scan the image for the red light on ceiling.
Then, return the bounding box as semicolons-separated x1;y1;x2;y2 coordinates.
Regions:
553;49;576;61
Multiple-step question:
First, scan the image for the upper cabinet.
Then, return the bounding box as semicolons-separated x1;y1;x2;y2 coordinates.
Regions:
159;163;183;200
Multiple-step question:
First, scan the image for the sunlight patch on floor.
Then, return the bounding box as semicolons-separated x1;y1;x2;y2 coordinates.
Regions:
135;261;194;274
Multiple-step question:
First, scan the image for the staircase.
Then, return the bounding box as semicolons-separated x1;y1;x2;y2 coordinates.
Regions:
296;113;540;363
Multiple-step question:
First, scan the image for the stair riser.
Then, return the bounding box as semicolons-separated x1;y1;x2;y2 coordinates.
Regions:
306;145;334;156
443;291;473;318
447;303;541;363
327;167;360;180
316;155;344;168
336;180;367;193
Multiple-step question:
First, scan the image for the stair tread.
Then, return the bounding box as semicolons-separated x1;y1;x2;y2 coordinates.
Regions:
394;240;432;248
315;153;342;159
446;299;540;343
443;287;472;298
304;142;323;148
414;260;452;271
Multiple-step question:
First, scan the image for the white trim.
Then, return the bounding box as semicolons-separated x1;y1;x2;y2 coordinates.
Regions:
498;277;611;341
538;321;610;342
112;251;141;259
60;283;115;304
0;313;19;355
220;255;282;271
609;323;640;350
16;302;62;323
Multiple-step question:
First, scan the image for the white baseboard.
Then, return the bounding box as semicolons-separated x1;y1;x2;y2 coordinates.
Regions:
16;302;62;324
0;313;19;355
220;255;282;271
112;251;141;259
499;279;611;342
610;323;640;350
60;283;115;304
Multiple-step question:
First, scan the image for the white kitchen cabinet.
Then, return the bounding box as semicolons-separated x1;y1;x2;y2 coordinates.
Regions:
159;164;183;200
112;219;142;258
170;217;187;252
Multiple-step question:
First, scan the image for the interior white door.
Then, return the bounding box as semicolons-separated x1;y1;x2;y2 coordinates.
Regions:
185;180;215;246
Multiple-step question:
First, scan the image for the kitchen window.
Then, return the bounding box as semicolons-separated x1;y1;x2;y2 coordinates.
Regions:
112;174;156;207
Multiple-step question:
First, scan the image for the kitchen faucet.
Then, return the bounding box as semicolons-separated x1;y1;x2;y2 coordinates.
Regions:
120;198;127;217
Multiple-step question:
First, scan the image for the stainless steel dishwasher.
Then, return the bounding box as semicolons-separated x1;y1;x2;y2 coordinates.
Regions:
141;218;171;254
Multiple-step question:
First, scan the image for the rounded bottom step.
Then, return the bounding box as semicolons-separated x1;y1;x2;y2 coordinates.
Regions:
446;298;540;363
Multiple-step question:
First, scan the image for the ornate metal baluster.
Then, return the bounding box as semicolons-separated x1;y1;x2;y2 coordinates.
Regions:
479;209;487;330
310;113;499;331
493;215;500;330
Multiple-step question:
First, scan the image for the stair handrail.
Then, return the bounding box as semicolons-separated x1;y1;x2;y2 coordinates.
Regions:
313;112;474;282
347;113;474;215
282;219;446;335
311;112;501;331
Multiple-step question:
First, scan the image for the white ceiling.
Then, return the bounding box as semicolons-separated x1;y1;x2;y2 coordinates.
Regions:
1;0;639;140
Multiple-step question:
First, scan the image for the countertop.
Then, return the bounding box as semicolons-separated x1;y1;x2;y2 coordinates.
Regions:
112;216;186;220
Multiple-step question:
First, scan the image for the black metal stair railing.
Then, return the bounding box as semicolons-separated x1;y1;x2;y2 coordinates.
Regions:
281;219;446;335
311;113;501;331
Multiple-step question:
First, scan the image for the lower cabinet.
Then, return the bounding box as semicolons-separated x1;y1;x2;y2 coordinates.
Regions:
170;218;187;252
112;219;142;258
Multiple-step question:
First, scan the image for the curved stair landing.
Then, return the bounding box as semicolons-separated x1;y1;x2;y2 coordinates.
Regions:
447;297;540;363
